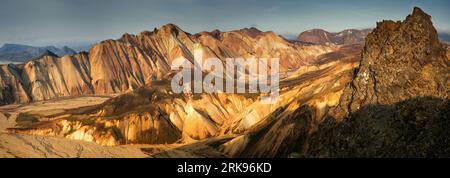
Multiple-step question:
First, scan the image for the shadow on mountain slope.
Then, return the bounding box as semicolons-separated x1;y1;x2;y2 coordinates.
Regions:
230;96;449;158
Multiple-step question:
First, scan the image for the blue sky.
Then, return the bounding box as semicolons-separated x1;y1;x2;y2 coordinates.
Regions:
0;0;449;46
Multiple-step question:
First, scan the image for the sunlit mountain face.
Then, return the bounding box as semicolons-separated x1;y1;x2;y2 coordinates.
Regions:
0;0;449;159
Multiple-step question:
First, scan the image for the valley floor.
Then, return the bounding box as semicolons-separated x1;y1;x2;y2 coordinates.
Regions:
0;96;142;158
0;97;231;158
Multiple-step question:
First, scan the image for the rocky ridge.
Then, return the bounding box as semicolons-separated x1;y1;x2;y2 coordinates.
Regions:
2;7;448;158
0;24;337;105
303;7;449;157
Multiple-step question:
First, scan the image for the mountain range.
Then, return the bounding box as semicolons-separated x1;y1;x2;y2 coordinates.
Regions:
297;28;372;45
0;24;338;105
0;7;448;158
0;44;76;64
439;32;450;43
2;28;449;65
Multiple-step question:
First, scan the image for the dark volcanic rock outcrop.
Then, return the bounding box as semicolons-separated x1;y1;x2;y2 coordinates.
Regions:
229;7;449;158
307;7;450;157
334;7;449;118
308;97;450;157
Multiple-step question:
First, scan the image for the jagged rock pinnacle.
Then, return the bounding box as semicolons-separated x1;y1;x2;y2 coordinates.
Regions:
333;7;449;119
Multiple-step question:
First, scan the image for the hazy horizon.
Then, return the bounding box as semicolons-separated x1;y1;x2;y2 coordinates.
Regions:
0;0;449;47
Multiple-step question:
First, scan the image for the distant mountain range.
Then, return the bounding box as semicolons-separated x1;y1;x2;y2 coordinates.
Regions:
297;28;450;45
296;28;372;45
439;32;450;43
0;23;337;105
0;44;76;64
1;29;446;65
0;7;449;158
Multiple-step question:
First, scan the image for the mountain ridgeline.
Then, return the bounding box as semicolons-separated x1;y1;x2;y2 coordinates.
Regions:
0;25;336;105
0;7;449;158
240;7;450;157
0;44;76;63
297;28;372;45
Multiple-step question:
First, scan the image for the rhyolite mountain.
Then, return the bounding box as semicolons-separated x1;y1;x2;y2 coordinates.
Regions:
0;24;337;105
0;44;76;63
0;7;449;158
